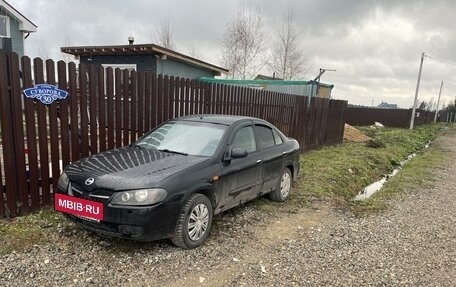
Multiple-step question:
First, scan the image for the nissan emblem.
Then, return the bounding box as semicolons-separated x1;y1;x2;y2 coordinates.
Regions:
85;177;95;186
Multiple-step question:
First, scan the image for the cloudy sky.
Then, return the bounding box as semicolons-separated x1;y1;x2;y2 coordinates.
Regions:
12;0;456;109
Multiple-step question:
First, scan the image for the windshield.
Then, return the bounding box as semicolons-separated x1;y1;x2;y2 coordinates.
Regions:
136;121;227;156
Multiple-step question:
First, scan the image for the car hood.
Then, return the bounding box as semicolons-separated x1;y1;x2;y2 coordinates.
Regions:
65;147;206;191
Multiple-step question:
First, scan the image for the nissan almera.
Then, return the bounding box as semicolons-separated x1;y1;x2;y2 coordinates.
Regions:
55;115;300;249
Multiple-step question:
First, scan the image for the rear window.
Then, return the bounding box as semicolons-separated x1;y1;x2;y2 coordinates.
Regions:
273;129;283;145
255;125;275;149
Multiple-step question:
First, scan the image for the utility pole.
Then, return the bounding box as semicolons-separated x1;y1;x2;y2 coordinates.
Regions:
410;52;425;130
314;68;336;97
434;80;444;123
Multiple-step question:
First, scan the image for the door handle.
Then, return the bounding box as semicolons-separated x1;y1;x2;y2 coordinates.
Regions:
282;151;287;156
256;159;262;164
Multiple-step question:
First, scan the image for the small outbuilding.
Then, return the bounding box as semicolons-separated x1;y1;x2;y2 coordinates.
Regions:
61;40;228;79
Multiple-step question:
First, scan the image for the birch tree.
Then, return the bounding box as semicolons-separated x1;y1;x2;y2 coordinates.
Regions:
270;9;308;80
60;34;74;63
156;16;176;50
222;3;266;79
37;41;50;59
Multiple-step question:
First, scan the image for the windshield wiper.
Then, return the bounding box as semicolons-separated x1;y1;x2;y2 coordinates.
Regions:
158;149;188;156
131;143;145;149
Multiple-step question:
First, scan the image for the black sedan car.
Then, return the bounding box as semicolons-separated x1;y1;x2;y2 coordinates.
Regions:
55;115;300;249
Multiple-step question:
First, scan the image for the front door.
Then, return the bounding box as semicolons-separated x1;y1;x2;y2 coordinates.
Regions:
217;124;262;211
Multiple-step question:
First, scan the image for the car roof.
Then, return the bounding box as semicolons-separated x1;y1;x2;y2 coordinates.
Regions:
175;114;258;126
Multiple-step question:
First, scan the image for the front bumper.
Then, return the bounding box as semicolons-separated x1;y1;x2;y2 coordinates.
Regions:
63;197;181;242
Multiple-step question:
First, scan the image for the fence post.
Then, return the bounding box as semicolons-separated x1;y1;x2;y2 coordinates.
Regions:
0;51;18;216
9;54;29;214
203;83;211;114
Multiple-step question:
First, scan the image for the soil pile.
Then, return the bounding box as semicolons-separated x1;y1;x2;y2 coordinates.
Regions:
343;123;371;142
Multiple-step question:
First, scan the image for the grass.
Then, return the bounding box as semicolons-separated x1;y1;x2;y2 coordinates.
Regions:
0;123;452;255
358;142;446;212
0;208;65;255
257;123;449;213
305;124;447;210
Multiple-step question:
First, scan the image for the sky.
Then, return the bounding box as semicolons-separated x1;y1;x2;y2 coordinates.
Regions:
12;0;456;109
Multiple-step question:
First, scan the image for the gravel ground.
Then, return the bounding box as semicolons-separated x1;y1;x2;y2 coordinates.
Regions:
1;131;456;286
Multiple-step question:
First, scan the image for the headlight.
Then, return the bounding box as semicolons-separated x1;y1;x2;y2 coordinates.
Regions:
57;171;69;191
110;189;167;206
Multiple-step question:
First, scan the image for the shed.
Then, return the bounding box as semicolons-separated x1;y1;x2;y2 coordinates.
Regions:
0;0;37;57
61;41;228;79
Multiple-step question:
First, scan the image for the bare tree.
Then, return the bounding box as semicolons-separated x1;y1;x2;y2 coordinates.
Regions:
60;34;74;63
270;9;308;80
186;43;201;59
418;100;428;110
37;41;50;59
448;98;456;111
222;2;266;79
155;16;176;50
418;99;435;111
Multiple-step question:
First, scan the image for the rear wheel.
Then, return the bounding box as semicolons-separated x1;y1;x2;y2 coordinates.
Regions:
269;167;292;202
171;193;213;249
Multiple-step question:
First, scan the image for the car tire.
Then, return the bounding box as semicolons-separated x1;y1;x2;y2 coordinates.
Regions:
269;167;292;202
171;193;213;249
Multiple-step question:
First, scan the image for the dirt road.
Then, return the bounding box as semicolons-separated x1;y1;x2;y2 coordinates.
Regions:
1;131;456;286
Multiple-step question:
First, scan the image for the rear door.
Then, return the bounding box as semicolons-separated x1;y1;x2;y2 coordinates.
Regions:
254;123;286;193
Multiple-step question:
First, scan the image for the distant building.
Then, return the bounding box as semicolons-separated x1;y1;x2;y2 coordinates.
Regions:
0;0;37;56
254;74;283;81
199;77;334;100
61;40;228;79
377;102;398;109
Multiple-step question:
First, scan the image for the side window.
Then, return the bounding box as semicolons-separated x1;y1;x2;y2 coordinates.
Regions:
101;64;137;94
231;126;256;153
254;125;275;149
0;16;10;38
273;129;283;145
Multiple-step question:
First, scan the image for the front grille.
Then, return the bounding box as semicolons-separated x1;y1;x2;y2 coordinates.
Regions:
69;182;114;204
70;184;83;195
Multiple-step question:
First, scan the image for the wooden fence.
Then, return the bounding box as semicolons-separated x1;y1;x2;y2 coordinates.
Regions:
345;107;437;128
0;51;347;217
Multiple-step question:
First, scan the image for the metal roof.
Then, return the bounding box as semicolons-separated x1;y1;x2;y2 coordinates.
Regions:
198;77;334;88
61;43;229;76
254;74;283;81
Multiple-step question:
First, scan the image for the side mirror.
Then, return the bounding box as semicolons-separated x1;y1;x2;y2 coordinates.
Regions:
231;148;248;159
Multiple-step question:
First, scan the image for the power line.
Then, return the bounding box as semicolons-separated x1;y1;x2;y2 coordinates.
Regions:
443;80;456;86
425;54;456;66
410;52;456;129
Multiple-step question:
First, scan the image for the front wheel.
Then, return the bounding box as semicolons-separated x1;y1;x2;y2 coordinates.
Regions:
171;193;213;249
269;167;292;202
